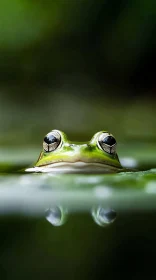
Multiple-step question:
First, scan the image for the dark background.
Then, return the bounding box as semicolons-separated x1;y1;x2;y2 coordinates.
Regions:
0;0;156;146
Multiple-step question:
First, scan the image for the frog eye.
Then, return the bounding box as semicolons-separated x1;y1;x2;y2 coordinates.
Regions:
98;132;117;154
43;130;62;152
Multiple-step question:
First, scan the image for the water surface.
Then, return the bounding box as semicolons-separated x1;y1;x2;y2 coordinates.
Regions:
0;144;156;279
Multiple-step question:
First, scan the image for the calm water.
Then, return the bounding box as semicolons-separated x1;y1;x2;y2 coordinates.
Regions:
0;145;156;280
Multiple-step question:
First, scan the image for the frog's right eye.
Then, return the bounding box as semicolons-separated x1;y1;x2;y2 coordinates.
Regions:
43;130;62;152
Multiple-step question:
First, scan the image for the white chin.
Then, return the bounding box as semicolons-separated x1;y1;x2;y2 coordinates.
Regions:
25;162;120;174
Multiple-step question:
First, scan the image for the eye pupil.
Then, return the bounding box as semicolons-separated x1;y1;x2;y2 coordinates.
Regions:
44;135;58;145
102;136;116;146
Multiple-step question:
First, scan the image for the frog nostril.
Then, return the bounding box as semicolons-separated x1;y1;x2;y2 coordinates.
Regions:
70;144;77;148
67;144;76;150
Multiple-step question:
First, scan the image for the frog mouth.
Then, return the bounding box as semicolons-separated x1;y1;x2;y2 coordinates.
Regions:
26;161;121;174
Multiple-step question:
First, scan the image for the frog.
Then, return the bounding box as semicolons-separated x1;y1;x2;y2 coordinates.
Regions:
26;129;123;173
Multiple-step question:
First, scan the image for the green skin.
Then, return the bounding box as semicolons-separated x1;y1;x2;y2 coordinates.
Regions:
34;130;123;174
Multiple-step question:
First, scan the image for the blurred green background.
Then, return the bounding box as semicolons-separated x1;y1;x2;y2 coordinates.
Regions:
0;0;156;146
0;1;156;280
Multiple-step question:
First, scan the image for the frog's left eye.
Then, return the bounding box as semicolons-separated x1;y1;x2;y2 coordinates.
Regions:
98;132;116;154
43;130;61;152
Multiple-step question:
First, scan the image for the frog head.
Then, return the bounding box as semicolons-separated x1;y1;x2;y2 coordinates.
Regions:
34;130;122;173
